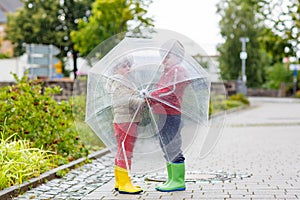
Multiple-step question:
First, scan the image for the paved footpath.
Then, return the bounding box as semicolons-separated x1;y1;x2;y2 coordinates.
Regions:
14;97;300;200
83;97;300;200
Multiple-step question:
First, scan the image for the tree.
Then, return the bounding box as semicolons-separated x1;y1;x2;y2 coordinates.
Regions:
258;0;299;60
285;1;300;59
217;0;268;87
6;0;93;77
264;63;293;89
71;0;153;57
56;0;94;76
6;0;62;56
258;27;291;64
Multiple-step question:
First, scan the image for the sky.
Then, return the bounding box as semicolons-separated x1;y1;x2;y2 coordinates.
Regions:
147;0;223;55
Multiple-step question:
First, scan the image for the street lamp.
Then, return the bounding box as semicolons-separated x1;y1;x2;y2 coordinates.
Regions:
239;37;249;95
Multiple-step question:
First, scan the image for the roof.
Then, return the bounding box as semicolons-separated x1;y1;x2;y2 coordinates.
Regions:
0;9;6;23
0;0;22;12
0;0;23;23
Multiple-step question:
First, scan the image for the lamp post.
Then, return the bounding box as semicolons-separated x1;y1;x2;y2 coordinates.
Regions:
239;37;249;95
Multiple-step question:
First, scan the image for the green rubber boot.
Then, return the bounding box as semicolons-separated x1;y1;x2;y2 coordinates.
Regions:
156;162;186;192
155;163;172;190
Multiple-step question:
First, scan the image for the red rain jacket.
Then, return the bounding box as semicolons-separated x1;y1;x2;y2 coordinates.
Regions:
150;66;189;115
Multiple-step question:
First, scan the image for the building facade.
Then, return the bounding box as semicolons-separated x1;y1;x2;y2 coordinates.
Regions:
0;0;23;56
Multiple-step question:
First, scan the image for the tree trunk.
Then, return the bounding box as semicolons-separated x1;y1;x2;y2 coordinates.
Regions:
73;51;78;79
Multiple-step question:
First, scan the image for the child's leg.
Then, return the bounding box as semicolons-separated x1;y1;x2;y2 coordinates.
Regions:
158;114;185;163
113;123;142;194
156;115;186;192
114;123;138;169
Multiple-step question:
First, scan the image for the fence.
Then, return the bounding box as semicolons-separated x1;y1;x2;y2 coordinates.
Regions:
0;78;283;100
0;77;87;101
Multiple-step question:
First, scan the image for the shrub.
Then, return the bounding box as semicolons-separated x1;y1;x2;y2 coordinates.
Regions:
209;93;250;116
0;53;10;59
209;94;227;116
0;133;58;190
71;94;105;151
0;74;88;162
71;94;86;121
264;63;293;89
295;90;300;98
223;99;244;109
227;93;250;105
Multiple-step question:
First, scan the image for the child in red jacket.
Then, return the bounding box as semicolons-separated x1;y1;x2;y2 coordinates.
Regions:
150;39;189;192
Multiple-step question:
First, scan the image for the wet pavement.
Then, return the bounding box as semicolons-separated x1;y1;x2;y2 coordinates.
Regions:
11;154;115;200
13;97;300;200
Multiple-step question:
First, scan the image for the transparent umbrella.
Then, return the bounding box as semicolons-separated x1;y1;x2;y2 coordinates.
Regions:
84;29;225;174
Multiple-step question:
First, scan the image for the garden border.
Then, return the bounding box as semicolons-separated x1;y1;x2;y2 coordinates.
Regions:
0;148;110;200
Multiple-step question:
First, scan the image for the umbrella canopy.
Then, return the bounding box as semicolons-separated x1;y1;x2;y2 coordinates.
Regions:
84;29;225;173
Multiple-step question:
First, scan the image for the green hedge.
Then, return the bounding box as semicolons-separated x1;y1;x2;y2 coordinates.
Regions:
0;74;88;163
209;93;249;116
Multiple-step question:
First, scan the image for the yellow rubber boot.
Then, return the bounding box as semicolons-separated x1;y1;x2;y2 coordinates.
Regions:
114;166;119;191
115;165;143;194
114;165;141;191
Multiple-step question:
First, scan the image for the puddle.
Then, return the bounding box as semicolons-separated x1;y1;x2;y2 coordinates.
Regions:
145;171;252;182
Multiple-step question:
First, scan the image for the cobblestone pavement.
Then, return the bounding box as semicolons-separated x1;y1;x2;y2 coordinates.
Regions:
14;97;300;199
13;154;116;200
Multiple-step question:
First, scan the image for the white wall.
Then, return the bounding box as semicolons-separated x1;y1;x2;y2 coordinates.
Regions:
0;56;27;82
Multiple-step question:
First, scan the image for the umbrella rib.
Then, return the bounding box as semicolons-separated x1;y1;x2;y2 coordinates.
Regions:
147;76;208;94
158;69;178;97
145;98;172;162
149;96;207;126
144;44;174;91
121;98;144;172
